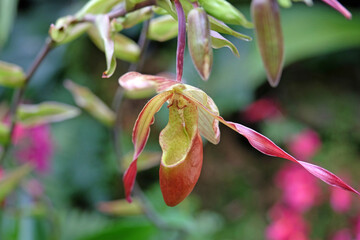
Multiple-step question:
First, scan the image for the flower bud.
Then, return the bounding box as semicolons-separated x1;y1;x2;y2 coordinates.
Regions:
251;0;284;87
199;0;252;28
188;8;213;81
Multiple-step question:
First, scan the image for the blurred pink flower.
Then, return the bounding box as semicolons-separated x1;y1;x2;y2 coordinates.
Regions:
288;129;321;161
266;204;309;240
12;124;53;173
330;176;352;213
25;179;44;200
275;164;321;212
332;229;352;240
242;98;281;123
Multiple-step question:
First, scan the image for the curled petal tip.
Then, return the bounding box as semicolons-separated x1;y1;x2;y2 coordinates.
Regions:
321;0;352;19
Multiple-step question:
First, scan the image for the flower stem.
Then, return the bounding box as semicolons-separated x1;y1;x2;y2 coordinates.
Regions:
174;0;186;82
0;38;55;165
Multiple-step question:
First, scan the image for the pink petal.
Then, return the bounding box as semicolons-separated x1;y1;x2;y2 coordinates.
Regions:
119;72;178;93
123;91;173;202
321;0;352;19
183;93;360;197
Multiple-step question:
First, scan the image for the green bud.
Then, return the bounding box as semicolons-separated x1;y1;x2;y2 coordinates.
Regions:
188;8;213;81
198;0;253;28
76;0;124;18
0;61;25;88
49;16;90;45
119;6;153;29
251;0;284;87
148;15;178;42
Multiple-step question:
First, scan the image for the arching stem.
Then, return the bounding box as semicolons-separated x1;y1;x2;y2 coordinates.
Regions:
174;0;186;82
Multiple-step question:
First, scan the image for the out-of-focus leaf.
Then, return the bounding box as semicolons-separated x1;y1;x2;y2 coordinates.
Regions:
188;8;213;81
209;16;252;41
64;80;116;127
88;27;140;63
76;0;125;18
17;102;80;126
198;0;253;28
98;199;143;216
211;30;240;57
252;0;284;87
0;0;18;48
0;61;26;88
95;15;116;78
0;122;10;145
148;15;178;42
122;151;161;172
0;165;32;202
49;16;90;45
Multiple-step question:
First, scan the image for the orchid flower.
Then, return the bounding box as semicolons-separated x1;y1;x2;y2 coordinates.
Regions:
119;72;360;207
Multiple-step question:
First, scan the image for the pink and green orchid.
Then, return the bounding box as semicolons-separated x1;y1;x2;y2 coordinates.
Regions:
119;72;360;207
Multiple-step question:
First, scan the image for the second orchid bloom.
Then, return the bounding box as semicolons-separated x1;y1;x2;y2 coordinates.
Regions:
119;72;359;207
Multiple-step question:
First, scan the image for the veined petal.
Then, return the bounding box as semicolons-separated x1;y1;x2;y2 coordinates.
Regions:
119;72;178;93
321;0;351;19
183;93;360;196
159;96;203;206
184;85;220;144
123;91;173;202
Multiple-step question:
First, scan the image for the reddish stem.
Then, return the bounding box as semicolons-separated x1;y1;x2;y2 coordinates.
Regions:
174;0;186;82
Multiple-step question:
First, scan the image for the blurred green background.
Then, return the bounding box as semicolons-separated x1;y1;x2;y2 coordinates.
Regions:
1;0;360;239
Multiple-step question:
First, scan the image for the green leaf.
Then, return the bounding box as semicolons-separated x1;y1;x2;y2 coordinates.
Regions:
210;30;240;57
0;165;32;202
0;0;18;48
17;102;80;126
76;0;125;18
198;0;253;27
0;61;26;88
95;15;117;78
64;80;116;127
0;122;10;145
148;15;178;42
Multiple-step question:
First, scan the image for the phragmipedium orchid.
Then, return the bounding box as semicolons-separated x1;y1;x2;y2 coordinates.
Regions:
118;0;358;207
119;72;360;207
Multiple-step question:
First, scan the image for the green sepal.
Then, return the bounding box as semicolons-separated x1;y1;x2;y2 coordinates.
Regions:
76;0;125;18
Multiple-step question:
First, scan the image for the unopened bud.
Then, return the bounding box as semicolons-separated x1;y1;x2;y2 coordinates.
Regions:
251;0;284;87
188;8;213;81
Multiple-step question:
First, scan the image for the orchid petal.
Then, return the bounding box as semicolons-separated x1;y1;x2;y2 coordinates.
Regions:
119;72;178;94
321;0;351;19
184;93;360;196
123;91;173;202
159;97;202;206
184;85;220;144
